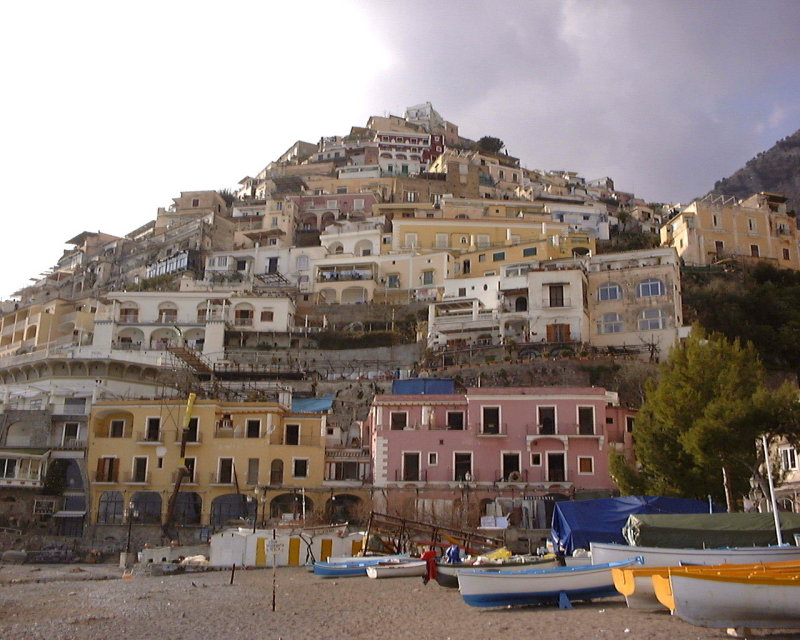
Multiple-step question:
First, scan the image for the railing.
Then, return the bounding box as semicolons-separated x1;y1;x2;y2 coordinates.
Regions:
495;469;528;483
92;471;119;483
232;318;254;327
527;423;557;435
173;432;202;444
171;470;196;483
541;296;572;308
472;422;507;436
57;438;87;450
316;270;377;283
124;472;150;484
395;469;428;482
135;430;163;443
209;472;234;485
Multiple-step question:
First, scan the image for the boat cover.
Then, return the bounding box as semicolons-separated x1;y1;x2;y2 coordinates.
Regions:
550;496;717;555
623;512;800;548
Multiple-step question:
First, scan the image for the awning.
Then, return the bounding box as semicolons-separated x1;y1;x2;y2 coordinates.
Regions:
53;511;86;518
0;448;50;458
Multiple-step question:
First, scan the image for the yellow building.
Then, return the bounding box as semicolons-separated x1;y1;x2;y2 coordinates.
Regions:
88;398;328;529
661;192;800;270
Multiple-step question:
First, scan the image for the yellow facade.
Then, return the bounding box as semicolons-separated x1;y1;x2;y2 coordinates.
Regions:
88;399;327;527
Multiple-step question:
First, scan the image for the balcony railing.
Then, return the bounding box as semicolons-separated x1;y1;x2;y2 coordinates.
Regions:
541;296;572;308
209;472;234;485
472;422;507;436
527;423;557;435
173;432;202;444
394;469;428;482
135;430;163;444
124;472;151;484
317;270;377;283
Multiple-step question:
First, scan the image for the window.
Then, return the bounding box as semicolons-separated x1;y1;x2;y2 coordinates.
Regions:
638;308;667;331
598;312;623;334
64;397;86;413
218;458;233;484
296;254;309;270
235;309;254;326
260;310;274;322
236;260;248;271
390;412;407;430
404;233;418;249
784;248;791;261
477;234;490;248
492;252;505;262
715;240;724;254
538;407;555;434
578;457;594;474
522;247;538;257
145;417;161;442
422;271;434;286
482;407;500;435
435;233;448;248
748;218;755;231
454;453;472;481
578;407;595;435
712;214;719;227
502;453;520;481
597;282;622;301
246;419;261;438
750;244;760;258
354;198;364;210
96;457;118;482
548;285;565;307
530;453;542;466
63;422;80;445
158;308;177;323
386;274;400;289
184;457;196;483
132;457;148;483
293;458;309;478
626;416;635;433
478;254;486;263
0;458;17;478
440;411;463;431
110;419;125;438
326;200;336;208
185;418;199;442
285;424;300;445
247;458;259;485
403;452;420;481
780;447;798;471
637;279;664;297
192;198;199;207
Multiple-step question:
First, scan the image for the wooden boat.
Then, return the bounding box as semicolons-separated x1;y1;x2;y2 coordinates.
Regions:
325;553;408;565
613;559;800;611
666;571;800;629
366;559;428;579
435;555;558;588
591;541;800;567
457;557;642;609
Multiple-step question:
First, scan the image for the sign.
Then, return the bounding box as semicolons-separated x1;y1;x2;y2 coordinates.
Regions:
265;540;284;553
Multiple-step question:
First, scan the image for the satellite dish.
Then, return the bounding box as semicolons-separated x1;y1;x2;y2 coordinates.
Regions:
156;446;168;457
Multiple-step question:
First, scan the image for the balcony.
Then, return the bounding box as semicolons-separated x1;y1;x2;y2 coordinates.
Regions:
135;430;163;444
92;471;119;484
124;472;151;485
527;423;557;435
209;472;234;485
173;432;202;445
232;317;254;327
474;422;507;436
316;268;377;283
541;296;572;308
56;438;87;450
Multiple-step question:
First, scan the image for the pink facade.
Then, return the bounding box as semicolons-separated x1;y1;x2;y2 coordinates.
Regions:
367;386;635;497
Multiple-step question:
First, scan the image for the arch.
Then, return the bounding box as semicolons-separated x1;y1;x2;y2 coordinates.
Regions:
317;288;338;304
300;214;317;231
597;282;622;301
573;246;591;256
380;152;393;158
184;328;205;351
270;459;284;485
67;361;88;377
210;493;254;528
514;296;528;312
327;242;344;255
149;328;178;350
325;494;363;524
270;492;314;520
97;490;124;524
354;239;373;257
174;492;202;525
131;491;162;524
63;459;84;491
341;286;368;305
25;325;37;340
637;278;665;297
5;421;33;447
118;302;139;323
157;302;178;324
597;312;623;334
320;212;336;230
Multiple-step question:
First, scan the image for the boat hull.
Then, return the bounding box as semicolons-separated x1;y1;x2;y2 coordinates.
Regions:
435;557;558;588
591;541;800;567
671;572;800;629
457;558;641;608
366;560;427;579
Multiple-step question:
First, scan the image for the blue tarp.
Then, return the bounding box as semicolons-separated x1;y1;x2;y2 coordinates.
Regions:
549;496;721;555
391;378;456;395
291;395;335;413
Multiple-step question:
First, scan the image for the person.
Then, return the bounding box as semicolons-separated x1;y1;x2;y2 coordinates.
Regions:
445;544;460;564
420;549;438;585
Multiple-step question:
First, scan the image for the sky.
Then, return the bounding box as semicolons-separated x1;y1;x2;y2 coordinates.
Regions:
2;0;799;300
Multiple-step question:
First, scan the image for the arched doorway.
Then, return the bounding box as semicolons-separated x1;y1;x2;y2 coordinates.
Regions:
270;492;314;521
97;491;124;524
131;491;162;524
210;494;254;528
325;494;363;524
174;492;202;525
270;459;284;485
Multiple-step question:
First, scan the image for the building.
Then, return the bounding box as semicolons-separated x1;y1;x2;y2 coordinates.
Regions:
661;192;800;270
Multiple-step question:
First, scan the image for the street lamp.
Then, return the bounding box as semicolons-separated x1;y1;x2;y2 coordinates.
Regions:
252;486;269;532
125;500;138;554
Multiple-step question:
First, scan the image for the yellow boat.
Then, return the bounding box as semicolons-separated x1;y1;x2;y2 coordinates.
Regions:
612;559;800;611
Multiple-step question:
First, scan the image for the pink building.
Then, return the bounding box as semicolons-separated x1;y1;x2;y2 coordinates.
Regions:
366;382;635;511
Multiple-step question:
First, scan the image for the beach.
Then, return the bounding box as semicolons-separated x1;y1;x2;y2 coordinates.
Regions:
1;563;799;640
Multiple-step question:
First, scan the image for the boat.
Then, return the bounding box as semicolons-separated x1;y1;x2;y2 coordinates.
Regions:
665;571;800;630
591;541;800;567
435;555;559;588
325;553;409;565
366;559;428;579
612;559;800;611
457;557;642;609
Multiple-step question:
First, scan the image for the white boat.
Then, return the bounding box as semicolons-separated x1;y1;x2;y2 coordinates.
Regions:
590;541;800;567
457;557;642;608
325;553;408;565
669;571;800;629
366;559;428;579
435;556;559;588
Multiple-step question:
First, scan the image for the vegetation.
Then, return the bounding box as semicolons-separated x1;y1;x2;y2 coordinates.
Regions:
475;136;505;155
610;330;800;510
41;459;69;496
314;330;405;350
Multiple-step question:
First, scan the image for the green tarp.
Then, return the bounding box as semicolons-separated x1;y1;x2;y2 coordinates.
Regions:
623;512;800;548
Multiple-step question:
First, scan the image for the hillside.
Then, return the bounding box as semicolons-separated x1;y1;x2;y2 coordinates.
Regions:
707;129;800;213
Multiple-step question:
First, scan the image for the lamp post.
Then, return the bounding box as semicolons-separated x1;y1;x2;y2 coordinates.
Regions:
252;486;269;533
125;500;138;559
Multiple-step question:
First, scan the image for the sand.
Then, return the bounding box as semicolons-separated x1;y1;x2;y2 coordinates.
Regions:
1;563;800;640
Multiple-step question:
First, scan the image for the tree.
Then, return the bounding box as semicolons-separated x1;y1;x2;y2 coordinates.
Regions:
475;136;505;155
610;329;800;510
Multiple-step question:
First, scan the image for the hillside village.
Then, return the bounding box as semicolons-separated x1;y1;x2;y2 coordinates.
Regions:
1;102;799;553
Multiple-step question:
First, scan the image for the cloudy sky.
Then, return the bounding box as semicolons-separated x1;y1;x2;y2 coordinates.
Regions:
2;0;799;299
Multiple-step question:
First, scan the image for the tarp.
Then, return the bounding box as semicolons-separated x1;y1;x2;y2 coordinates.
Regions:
291;395;335;413
550;496;719;555
391;378;455;395
623;512;800;548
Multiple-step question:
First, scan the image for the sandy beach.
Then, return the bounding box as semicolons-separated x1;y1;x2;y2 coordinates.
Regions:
1;563;800;640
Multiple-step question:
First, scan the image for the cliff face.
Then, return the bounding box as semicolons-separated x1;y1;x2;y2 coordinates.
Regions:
707;129;800;213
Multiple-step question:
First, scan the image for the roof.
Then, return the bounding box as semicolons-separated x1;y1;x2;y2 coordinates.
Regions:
291;395;335;413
